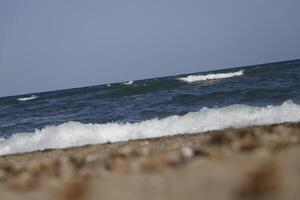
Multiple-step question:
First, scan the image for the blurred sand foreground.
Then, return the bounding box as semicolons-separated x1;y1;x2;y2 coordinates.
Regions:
0;123;300;200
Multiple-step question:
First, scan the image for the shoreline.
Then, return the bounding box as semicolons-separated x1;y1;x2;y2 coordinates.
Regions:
0;122;300;199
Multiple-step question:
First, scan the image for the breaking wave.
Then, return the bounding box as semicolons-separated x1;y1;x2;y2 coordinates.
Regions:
123;81;134;85
17;95;38;102
1;100;300;156
179;70;244;82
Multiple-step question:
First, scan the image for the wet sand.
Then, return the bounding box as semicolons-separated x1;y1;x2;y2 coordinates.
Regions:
0;123;300;200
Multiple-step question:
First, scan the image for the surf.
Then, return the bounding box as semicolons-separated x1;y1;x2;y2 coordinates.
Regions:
1;100;300;156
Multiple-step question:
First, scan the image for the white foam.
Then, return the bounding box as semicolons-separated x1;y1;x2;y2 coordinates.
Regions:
1;100;300;156
17;95;38;102
179;70;244;82
124;81;134;85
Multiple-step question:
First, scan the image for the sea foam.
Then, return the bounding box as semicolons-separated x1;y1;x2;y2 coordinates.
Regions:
179;70;244;82
0;100;300;156
124;81;134;85
17;95;38;102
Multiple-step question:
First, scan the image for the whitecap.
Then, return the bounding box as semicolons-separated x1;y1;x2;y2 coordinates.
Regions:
123;81;134;85
179;70;244;83
17;95;38;102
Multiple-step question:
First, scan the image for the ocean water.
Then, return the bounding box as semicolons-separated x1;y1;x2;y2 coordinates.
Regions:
0;60;300;155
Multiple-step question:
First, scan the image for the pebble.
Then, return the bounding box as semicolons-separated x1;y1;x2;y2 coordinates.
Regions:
180;147;194;158
85;155;98;164
105;158;128;173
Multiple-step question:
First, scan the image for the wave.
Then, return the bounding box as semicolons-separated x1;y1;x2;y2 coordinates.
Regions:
178;70;244;82
123;81;134;85
17;95;38;102
1;100;300;156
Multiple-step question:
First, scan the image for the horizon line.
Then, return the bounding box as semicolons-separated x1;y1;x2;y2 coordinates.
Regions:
1;58;299;99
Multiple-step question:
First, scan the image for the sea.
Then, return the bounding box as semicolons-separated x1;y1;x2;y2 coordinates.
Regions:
0;60;300;156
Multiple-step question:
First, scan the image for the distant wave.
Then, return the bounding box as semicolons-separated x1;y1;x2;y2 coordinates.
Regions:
124;81;134;85
1;100;300;156
17;95;38;102
178;70;244;82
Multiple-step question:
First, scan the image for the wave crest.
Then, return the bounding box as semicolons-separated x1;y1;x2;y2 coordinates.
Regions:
178;70;244;82
123;81;134;85
17;95;38;102
1;100;300;156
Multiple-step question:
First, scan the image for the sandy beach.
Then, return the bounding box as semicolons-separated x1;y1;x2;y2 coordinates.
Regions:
1;1;299;199
0;123;299;200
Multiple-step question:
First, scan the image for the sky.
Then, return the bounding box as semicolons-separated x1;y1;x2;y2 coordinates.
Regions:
0;0;300;97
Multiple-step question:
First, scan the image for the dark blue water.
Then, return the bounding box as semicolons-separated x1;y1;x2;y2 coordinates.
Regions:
0;60;300;139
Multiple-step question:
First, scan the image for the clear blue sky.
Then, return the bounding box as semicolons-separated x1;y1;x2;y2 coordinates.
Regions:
0;0;299;97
